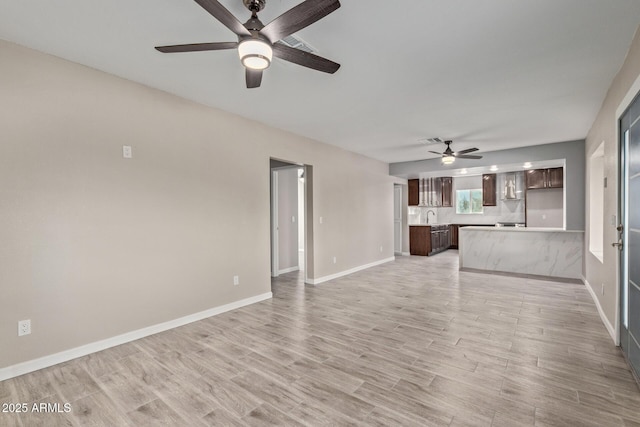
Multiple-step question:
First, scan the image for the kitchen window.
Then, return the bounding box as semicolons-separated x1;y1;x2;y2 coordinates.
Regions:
456;189;483;214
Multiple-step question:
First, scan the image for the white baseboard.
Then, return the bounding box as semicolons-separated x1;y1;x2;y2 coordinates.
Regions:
0;292;273;381
308;257;395;285
401;252;411;256
582;276;616;343
279;266;300;274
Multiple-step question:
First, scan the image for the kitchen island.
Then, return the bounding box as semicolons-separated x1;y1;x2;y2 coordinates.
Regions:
459;226;584;280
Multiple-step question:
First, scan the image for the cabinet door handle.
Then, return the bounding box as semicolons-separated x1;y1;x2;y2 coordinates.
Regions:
612;241;623;250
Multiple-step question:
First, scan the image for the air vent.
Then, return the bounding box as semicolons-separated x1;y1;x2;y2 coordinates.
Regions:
278;34;316;53
418;137;443;145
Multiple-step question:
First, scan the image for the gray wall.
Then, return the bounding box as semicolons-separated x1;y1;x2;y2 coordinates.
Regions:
526;188;564;228
389;140;586;230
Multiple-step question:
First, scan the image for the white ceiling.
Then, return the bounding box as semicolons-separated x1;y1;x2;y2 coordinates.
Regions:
2;1;640;163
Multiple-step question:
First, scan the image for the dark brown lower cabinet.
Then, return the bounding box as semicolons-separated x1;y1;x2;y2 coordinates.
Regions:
449;224;459;249
410;226;431;256
429;224;450;255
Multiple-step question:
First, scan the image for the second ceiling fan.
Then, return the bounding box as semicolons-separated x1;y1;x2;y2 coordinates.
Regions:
155;0;341;88
429;140;483;164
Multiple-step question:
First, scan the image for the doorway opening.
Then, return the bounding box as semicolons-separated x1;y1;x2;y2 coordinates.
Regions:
270;159;312;284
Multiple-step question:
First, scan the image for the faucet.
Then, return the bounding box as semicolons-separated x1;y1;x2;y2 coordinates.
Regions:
426;209;436;224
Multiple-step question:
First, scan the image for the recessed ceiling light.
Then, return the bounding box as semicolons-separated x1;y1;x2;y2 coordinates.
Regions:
523;162;532;169
490;165;498;172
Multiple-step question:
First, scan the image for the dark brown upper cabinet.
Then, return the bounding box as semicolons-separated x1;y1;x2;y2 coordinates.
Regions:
431;177;443;207
409;177;453;207
547;167;564;188
526;167;563;189
408;179;419;206
441;177;453;207
482;173;497;206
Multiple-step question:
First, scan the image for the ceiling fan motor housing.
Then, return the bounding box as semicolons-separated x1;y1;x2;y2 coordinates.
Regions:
243;0;266;13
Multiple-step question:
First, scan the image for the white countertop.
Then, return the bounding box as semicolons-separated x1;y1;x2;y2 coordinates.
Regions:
460;226;584;233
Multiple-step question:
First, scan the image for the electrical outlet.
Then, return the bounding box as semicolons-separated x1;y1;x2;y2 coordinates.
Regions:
601;283;605;295
379;246;383;252
18;319;31;337
320;217;324;224
332;256;337;264
233;275;239;286
122;145;132;159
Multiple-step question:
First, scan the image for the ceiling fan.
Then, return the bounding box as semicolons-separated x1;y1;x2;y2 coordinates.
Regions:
155;0;341;88
429;140;483;164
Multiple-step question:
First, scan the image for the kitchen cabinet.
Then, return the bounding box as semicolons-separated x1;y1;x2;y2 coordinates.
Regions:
409;177;452;207
526;167;563;189
410;226;431;255
482;174;497;206
547;167;563;188
449;224;459;249
431;178;443;207
410;225;450;256
442;177;453;207
408;179;419;206
429;224;450;255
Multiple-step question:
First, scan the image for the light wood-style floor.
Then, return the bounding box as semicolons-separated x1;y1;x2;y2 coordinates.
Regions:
1;252;639;426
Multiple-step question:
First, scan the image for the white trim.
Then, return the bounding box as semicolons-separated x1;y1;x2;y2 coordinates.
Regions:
616;73;640;118
271;170;279;278
307;257;395;285
0;292;272;381
582;276;616;343
401;252;411;256
278;266;299;274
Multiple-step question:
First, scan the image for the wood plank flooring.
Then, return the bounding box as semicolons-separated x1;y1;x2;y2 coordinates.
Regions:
1;251;639;426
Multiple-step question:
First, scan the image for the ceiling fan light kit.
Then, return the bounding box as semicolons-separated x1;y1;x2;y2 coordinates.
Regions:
441;155;455;165
155;0;341;88
238;39;272;70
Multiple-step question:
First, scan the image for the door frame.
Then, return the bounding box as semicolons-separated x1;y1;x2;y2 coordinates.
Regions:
614;73;640;345
271;169;280;278
393;184;403;255
270;160;312;283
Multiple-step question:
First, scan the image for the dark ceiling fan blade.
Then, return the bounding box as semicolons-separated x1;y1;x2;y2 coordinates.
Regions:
428;151;444;155
456;155;483;159
246;68;263;88
454;147;479;155
155;42;238;53
260;0;340;43
193;0;251;36
272;43;340;73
